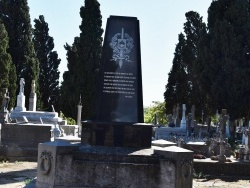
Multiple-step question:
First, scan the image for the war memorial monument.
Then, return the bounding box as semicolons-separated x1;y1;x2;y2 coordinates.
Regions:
35;16;193;188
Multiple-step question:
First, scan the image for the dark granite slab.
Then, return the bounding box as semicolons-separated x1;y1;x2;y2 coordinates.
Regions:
81;121;152;148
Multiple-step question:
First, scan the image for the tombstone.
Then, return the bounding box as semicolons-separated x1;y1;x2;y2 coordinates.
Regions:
180;104;187;128
226;115;230;137
0;88;10;124
216;109;219;132
168;114;175;127
14;78;26;111
191;105;195;127
29;80;37;111
218;130;227;163
154;113;159;125
241;129;250;162
175;104;181;127
220;109;228;137
82;16;151;148
172;105;176;124
187;113;192;136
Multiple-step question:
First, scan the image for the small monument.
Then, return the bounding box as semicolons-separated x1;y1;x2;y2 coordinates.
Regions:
220;109;228;137
15;78;26;111
0;88;10;124
180;104;187;128
29;80;37;111
175;103;181;126
77;95;82;136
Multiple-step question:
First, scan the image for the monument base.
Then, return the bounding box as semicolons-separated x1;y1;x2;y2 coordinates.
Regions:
36;141;193;188
29;93;37;111
81;121;152;148
10;110;62;124
15;94;26;111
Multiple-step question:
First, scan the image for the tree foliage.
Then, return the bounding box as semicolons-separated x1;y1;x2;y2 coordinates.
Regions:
164;11;207;117
33;15;60;111
0;20;16;108
164;33;189;114
165;0;250;126
61;0;103;120
200;0;250;120
144;101;167;125
61;37;80;118
0;0;39;108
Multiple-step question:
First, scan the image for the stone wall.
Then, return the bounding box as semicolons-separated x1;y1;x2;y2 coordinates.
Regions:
1;123;51;148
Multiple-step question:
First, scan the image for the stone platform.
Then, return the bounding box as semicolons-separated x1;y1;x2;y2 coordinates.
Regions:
10;111;62;124
36;141;193;188
193;158;250;176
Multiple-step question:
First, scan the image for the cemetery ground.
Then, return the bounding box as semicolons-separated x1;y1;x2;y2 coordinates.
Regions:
0;161;250;188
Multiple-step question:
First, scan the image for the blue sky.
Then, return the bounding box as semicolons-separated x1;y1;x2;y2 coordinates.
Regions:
29;0;212;107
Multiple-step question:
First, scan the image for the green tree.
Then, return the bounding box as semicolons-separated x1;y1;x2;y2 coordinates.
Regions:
33;15;60;111
203;0;250;119
199;0;250;139
77;0;103;119
0;0;39;108
164;33;190;114
0;20;17;108
144;101;167;125
61;0;103;120
183;11;207;116
61;37;80;118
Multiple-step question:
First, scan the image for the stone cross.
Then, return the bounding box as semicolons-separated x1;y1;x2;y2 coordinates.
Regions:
77;95;83;136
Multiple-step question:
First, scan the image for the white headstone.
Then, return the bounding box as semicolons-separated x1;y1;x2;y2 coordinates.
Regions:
180;104;186;128
15;78;26;111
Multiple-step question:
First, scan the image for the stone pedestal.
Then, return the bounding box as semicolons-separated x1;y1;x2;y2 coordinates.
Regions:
81;121;152;148
36;141;193;188
15;93;26;111
29;93;37;111
180;104;186;128
10;111;62;124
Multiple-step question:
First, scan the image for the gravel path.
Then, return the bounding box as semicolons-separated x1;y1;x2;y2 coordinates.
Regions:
0;161;250;188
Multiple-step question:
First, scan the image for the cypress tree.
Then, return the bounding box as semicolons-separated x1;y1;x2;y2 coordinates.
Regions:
203;0;250;120
77;0;103;120
61;0;103;120
33;15;60;111
164;33;190;114
61;37;80;118
0;20;17;109
0;0;39;108
182;11;207;116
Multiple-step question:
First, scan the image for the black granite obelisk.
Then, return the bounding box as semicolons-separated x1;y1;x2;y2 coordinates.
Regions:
95;16;143;123
82;16;152;148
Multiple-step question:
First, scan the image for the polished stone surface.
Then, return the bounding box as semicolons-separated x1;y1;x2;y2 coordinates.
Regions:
94;16;143;123
81;121;152;148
